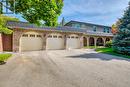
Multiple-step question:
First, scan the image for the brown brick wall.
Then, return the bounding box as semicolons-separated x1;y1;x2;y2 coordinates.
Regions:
2;34;13;51
13;29;23;52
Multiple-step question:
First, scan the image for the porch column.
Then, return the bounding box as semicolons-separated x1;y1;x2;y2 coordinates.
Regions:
103;37;106;46
64;34;67;49
79;35;84;48
94;37;97;48
43;33;48;50
87;36;89;47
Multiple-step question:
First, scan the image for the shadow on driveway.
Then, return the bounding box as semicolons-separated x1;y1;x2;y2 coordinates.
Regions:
67;52;130;61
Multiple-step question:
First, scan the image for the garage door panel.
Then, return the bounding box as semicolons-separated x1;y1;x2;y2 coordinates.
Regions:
20;33;43;51
46;34;64;50
66;35;80;49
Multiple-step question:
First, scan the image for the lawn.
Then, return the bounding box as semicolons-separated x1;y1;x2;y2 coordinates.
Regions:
96;48;130;59
0;54;12;61
84;46;104;49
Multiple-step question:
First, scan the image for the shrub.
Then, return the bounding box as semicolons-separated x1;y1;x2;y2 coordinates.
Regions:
105;40;112;48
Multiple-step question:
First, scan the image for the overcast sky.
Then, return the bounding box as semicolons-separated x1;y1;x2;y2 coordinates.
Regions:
6;0;130;26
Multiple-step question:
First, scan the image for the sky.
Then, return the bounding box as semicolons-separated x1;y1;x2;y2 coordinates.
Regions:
5;0;130;26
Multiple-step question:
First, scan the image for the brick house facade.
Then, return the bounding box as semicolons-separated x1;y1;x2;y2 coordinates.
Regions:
0;21;113;52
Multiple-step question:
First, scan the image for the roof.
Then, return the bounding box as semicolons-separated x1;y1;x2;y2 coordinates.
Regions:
6;21;113;37
65;20;111;28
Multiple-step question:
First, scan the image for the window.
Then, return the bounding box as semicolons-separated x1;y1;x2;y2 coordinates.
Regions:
107;28;110;33
58;36;62;38
93;26;97;32
103;28;106;33
37;35;41;37
72;24;81;29
104;27;110;33
30;34;35;37
75;37;79;39
48;35;52;38
22;34;28;37
71;36;75;38
53;35;57;38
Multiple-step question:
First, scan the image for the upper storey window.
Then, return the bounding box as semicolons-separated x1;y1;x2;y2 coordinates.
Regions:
107;28;110;33
72;24;81;29
103;28;106;33
93;26;97;32
103;27;110;33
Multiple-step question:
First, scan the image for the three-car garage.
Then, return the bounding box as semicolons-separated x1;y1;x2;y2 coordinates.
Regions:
19;32;81;51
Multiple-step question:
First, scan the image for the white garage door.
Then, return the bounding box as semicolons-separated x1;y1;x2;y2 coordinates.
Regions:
66;35;80;49
19;32;43;51
46;34;64;50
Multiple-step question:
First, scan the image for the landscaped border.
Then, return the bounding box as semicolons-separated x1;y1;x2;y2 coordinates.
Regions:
0;54;12;65
96;47;130;59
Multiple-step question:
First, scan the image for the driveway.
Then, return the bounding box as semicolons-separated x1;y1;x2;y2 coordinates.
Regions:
0;49;130;87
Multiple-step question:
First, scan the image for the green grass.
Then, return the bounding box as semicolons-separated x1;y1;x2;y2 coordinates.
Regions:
96;48;130;59
0;54;12;61
84;46;104;49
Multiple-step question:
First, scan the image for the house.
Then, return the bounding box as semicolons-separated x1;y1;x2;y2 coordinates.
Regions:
65;21;113;46
0;21;113;52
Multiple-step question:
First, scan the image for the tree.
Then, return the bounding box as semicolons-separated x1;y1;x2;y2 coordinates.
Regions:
0;14;19;34
111;24;118;35
0;2;2;14
9;0;64;27
113;1;130;53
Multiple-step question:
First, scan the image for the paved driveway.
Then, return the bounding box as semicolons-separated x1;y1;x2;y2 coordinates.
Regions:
0;49;130;87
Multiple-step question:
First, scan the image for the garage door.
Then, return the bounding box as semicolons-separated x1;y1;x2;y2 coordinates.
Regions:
66;34;80;49
19;32;43;51
46;34;64;50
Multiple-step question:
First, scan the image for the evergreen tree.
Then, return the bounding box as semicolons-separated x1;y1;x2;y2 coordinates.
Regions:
113;1;130;52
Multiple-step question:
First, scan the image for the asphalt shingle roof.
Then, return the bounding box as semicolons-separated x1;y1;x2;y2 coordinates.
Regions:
65;20;111;28
6;21;113;37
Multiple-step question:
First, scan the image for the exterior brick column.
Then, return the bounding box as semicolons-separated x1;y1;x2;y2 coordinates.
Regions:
13;29;23;52
87;36;90;47
103;37;106;46
42;33;48;50
94;37;97;48
44;33;50;50
64;34;67;49
79;35;84;48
